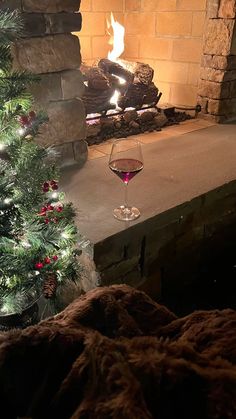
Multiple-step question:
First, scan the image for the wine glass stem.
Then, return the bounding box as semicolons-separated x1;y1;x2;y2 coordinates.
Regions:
124;182;128;209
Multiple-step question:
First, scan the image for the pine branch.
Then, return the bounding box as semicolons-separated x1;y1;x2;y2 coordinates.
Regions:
0;10;23;44
0;45;11;71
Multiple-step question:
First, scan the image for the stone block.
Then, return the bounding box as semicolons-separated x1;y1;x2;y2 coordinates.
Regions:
0;0;22;10
142;0;176;11
140;37;173;60
91;0;123;11
125;0;141;11
206;0;220;17
52;142;75;167
200;68;225;82
22;0;81;13
218;0;236;18
80;12;105;36
13;34;81;74
172;38;203;63
45;12;82;34
156;12;192;36
61;69;85;100
208;98;236;116
198;80;231;99
73;139;88;167
201;55;228;70
178;0;206;10
22;13;46;37
204;19;236;56
36;98;86;146
192;11;206;37
29;73;62;104
124;12;155;36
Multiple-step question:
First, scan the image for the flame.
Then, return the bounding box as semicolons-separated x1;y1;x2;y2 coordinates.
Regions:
107;12;125;63
110;90;120;106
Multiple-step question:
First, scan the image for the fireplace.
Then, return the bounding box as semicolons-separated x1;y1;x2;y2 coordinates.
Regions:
77;0;236;127
7;0;236;160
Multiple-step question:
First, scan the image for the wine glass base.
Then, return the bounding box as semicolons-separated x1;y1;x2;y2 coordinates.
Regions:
113;206;140;221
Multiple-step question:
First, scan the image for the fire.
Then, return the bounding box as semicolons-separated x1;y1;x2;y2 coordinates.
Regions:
107;13;126;108
107;12;125;62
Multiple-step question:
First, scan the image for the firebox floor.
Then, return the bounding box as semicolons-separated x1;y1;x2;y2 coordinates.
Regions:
61;119;236;245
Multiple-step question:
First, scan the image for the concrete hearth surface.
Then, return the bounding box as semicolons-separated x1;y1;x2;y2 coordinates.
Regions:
61;121;236;245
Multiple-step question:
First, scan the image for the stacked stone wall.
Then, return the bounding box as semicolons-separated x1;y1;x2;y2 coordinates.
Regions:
198;0;236;122
1;0;87;166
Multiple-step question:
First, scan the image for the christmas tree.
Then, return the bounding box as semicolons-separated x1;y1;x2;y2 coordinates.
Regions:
0;10;81;317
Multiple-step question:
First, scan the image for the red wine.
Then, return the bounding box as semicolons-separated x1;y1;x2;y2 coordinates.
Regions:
109;158;143;183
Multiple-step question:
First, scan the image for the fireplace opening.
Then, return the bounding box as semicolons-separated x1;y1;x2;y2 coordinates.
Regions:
80;13;194;146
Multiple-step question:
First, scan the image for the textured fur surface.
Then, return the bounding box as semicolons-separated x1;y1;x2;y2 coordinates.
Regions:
0;285;235;418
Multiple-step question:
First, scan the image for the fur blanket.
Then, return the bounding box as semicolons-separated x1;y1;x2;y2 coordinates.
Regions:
0;285;235;419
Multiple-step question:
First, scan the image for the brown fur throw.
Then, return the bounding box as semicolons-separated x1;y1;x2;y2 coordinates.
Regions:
0;285;235;419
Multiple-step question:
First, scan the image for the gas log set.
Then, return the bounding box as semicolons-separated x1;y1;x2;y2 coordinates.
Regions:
80;14;192;146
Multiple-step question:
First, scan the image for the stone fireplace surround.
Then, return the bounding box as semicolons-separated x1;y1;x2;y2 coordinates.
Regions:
1;0;236;161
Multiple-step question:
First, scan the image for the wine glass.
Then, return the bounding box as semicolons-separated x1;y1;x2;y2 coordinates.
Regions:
109;138;143;221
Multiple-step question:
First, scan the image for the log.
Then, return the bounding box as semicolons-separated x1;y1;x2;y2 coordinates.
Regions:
118;82;160;109
80;64;111;91
82;86;115;114
118;59;154;85
98;58;134;85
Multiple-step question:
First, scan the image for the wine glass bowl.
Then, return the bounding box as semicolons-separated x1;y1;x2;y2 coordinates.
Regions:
109;138;143;221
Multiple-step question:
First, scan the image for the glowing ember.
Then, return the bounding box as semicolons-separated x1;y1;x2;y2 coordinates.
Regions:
107;12;125;63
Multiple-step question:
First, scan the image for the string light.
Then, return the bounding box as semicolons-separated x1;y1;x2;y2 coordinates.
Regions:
61;231;69;239
4;198;12;204
17;128;25;136
51;192;59;199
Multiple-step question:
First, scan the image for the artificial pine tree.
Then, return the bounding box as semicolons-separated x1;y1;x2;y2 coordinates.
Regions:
0;10;81;318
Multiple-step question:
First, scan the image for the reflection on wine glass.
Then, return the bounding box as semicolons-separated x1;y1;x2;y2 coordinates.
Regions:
109;138;143;221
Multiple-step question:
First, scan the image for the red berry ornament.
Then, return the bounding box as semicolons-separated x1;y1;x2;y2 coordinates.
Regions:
19;115;29;127
47;204;54;211
51;183;58;191
44;218;50;224
52;255;58;261
35;262;44;269
56;206;63;213
44;257;51;265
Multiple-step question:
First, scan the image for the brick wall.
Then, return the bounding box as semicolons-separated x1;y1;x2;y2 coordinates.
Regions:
78;0;207;107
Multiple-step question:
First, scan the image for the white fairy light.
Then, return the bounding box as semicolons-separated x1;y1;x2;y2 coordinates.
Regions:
17;128;25;136
61;231;69;239
22;241;31;248
51;192;59;199
4;198;12;205
0;143;6;151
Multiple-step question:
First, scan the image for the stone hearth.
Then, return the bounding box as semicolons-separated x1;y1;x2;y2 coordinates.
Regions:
61;121;236;300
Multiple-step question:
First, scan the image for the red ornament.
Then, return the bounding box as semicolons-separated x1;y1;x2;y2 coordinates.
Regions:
47;204;54;211
53;217;58;223
19;115;29;127
35;262;44;269
44;218;50;224
44;257;51;264
52;255;58;261
56;206;63;213
51;183;58;191
41;206;48;213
